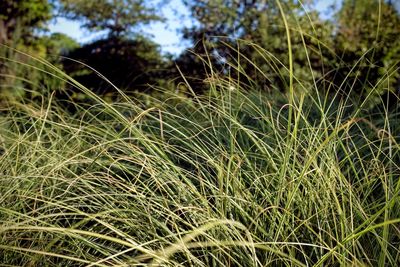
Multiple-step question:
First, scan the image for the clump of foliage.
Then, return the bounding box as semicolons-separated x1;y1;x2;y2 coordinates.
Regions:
62;36;166;98
179;0;400;107
332;0;400;106
0;33;78;101
56;0;169;97
58;0;165;37
0;0;79;100
178;0;334;93
0;0;52;44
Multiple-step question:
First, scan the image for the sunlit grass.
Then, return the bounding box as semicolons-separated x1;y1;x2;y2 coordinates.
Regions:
0;58;399;265
1;9;400;263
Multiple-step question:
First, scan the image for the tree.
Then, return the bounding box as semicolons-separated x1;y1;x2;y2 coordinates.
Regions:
178;0;333;93
0;0;52;44
41;32;80;56
56;0;169;99
58;0;165;37
62;36;167;99
332;0;400;106
0;0;55;100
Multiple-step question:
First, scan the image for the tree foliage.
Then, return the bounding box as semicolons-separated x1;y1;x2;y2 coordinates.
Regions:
332;0;400;105
0;0;52;44
179;0;333;93
57;0;164;37
178;0;400;106
63;36;166;98
54;0;169;100
0;0;55;99
1;0;399;109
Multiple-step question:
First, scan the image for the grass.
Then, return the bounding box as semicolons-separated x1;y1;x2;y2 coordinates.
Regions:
0;21;400;264
0;64;399;266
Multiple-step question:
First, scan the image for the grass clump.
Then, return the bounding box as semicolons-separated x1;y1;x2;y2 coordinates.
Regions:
0;47;399;266
0;87;399;265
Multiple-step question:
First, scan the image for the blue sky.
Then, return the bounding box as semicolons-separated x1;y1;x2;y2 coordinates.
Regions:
49;0;338;55
48;0;194;55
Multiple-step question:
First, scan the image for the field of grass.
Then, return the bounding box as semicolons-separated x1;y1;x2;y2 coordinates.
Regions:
0;46;400;266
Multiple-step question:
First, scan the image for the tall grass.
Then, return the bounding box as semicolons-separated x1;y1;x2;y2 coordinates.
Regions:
0;61;399;266
1;22;400;264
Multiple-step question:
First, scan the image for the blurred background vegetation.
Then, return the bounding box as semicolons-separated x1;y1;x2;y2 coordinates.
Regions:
0;0;399;107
